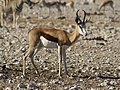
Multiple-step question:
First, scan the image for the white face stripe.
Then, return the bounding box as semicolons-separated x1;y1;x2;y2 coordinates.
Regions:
81;27;87;36
78;25;87;36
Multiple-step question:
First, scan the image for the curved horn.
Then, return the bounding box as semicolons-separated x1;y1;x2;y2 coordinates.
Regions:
76;9;79;18
83;10;87;23
76;9;82;23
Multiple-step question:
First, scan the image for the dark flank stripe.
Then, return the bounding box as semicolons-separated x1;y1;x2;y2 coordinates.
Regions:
41;32;58;43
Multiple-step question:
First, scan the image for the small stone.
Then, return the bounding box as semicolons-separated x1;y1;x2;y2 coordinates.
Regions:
17;82;27;89
64;86;68;90
5;87;12;90
51;79;59;84
117;66;120;71
11;40;15;44
90;88;96;90
108;86;115;90
27;81;39;89
46;49;52;53
51;69;57;73
0;73;4;80
69;76;75;80
109;80;117;86
69;85;78;90
79;79;83;82
8;79;13;84
118;72;120;77
20;47;26;53
100;80;108;86
44;67;49;70
0;73;6;80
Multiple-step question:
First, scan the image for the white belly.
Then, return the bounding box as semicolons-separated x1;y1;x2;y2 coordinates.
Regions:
40;36;58;48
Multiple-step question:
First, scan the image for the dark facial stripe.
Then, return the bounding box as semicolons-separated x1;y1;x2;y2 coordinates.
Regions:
79;25;84;33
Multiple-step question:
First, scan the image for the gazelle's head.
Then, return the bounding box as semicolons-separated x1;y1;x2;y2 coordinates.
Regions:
75;10;88;36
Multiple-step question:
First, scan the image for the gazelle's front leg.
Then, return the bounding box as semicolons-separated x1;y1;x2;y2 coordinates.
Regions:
12;10;17;28
0;11;4;27
58;45;62;77
62;46;68;75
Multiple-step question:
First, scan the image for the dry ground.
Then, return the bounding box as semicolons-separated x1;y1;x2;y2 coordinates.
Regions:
0;0;120;90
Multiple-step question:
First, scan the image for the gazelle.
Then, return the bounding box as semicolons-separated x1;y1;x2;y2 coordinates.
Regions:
0;0;39;27
39;0;74;16
23;10;88;77
39;0;62;15
99;0;114;11
59;0;74;11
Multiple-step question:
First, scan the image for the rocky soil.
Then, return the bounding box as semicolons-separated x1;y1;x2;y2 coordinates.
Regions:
0;0;120;90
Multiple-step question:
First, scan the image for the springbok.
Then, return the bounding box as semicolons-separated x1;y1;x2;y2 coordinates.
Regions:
39;0;74;16
99;0;114;11
23;10;89;77
0;0;39;27
39;0;62;15
87;0;114;12
61;0;74;11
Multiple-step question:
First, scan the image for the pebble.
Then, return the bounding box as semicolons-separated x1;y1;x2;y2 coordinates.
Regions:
100;80;108;86
64;86;68;90
118;72;120;77
108;86;115;90
0;73;4;80
17;82;27;89
108;80;117;86
51;79;63;85
90;88;96;90
20;47;26;53
27;81;39;89
69;85;78;90
79;79;83;82
5;87;12;90
117;66;120;71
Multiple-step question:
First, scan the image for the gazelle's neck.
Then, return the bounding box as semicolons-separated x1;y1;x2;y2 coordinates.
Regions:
68;25;80;44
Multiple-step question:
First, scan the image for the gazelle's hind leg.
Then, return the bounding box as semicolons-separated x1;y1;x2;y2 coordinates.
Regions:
23;31;41;76
23;41;42;77
23;46;36;76
29;52;40;76
29;43;42;76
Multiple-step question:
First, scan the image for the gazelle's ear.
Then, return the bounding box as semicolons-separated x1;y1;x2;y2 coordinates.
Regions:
85;17;91;23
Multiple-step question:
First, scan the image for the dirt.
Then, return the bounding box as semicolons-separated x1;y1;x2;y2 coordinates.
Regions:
0;0;120;90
